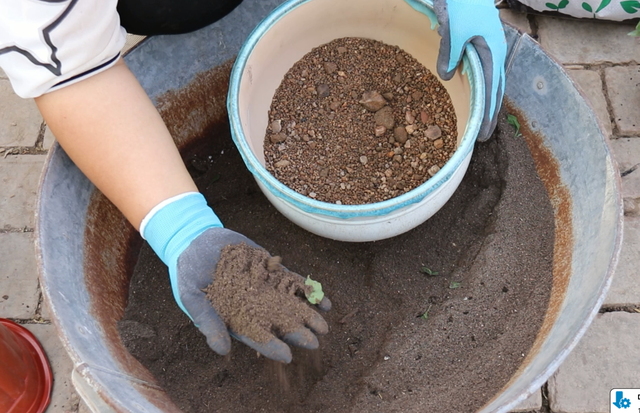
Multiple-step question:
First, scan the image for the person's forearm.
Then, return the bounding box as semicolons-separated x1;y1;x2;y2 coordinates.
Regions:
35;58;197;230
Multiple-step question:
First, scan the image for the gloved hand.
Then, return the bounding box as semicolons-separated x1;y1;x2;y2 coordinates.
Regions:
141;192;330;363
405;0;507;141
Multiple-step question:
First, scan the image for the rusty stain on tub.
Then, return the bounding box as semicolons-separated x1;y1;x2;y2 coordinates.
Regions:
482;101;574;408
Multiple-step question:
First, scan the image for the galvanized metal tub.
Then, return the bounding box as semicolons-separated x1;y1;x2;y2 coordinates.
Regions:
35;1;622;411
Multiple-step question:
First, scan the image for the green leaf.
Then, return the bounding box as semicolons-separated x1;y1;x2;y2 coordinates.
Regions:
507;114;522;138
305;276;325;305
420;305;432;320
596;0;612;13
558;0;570;8
582;2;593;12
629;21;640;36
449;281;462;289
621;0;640;13
545;2;559;9
420;266;439;276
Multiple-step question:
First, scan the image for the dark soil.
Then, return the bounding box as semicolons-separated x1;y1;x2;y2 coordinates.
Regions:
264;37;457;204
118;110;554;413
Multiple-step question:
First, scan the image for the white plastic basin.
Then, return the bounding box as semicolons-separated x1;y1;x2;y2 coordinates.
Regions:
227;0;484;242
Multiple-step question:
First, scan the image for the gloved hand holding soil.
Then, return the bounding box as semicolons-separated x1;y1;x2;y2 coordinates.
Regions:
204;242;331;363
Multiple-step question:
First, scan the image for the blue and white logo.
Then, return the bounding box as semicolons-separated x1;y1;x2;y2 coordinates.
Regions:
611;389;640;411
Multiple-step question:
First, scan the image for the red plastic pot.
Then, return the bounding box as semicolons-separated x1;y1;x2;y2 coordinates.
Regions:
0;318;53;413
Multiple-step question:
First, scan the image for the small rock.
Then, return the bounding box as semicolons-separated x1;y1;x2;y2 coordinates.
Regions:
337;46;347;54
267;256;282;271
308;141;317;149
301;69;308;78
412;91;424;100
405;124;417;135
270;119;282;133
330;101;341;111
275;160;291;168
374;106;395;129
406;111;415;124
393;155;402;163
359;91;387;112
385;169;393;177
360;156;368;165
270;133;287;144
420;111;432;124
309;192;317;198
425;125;442;140
324;62;337;74
428;165;440;176
382;92;394;101
396;54;406;65
434;139;444;149
393;72;404;84
320;168;329;177
316;84;330;98
420;152;428;160
375;125;387;137
394;147;403;155
394;126;408;144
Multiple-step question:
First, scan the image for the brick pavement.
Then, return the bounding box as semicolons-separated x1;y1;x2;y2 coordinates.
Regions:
0;12;638;413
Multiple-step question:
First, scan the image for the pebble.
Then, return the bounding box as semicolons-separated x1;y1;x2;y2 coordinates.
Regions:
425;125;442;140
405;124;417;135
316;84;330;98
434;139;444;149
412;91;423;100
324;62;338;74
375;125;387;137
359;91;387;112
420;111;432;124
394;126;408;144
393;155;402;163
406;111;415;124
360;156;368;165
337;46;347;54
374;106;395;129
270;133;287;144
428;165;440;176
275;160;291;168
270;119;282;133
382;92;394;101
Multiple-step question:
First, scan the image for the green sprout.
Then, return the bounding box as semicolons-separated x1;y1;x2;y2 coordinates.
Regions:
420;267;438;276
305;276;325;305
507;114;522;138
449;281;462;289
420;305;432;320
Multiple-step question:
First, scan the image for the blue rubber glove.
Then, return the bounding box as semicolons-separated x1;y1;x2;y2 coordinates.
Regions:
142;192;330;363
405;0;507;141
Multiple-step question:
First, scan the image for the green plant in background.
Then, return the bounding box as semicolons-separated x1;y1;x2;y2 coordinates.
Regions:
507;114;522;138
545;0;569;10
305;276;325;304
449;281;462;289
629;19;640;36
